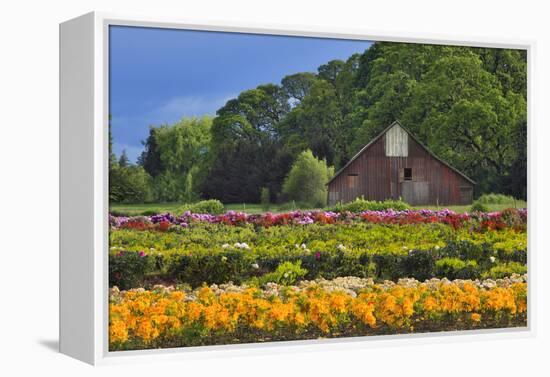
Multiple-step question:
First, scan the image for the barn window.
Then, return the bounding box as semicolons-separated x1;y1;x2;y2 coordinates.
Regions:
404;168;412;181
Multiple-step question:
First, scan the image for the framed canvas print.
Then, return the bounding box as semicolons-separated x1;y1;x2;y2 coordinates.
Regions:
59;12;532;365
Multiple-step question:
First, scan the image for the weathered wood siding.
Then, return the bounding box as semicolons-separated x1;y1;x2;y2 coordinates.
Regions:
385;123;408;157
328;125;474;206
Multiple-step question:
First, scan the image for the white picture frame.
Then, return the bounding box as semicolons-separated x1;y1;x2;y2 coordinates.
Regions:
59;11;535;365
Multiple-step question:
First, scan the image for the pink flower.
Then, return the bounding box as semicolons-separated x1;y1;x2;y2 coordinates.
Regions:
138;251;146;257
315;251;321;260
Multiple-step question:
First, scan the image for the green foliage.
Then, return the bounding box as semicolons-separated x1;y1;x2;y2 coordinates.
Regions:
118;150;129;167
109;222;526;287
109;165;154;204
282;150;334;208
140;117;212;202
178;199;225;215
255;260;308;286
331;198;410;212
476;193;517;204
470;201;490;213
260;187;270;211
109;251;155;290
434;258;479;280
201;84;293;203
483;262;527;279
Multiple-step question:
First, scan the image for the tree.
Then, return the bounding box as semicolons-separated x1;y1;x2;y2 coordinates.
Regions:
282;150;334;208
109;165;153;203
118;150;129;168
401;53;526;194
149;116;212;202
201;85;293;203
281;72;317;104
138;127;164;177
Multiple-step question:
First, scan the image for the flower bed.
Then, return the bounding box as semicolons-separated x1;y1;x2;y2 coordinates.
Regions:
109;208;527;231
109;275;527;350
109;222;526;288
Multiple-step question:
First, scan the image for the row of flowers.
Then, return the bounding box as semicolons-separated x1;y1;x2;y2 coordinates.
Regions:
109;208;527;232
109;275;527;349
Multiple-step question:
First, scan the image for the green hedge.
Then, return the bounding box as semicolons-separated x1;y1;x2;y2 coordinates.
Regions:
330;198;410;212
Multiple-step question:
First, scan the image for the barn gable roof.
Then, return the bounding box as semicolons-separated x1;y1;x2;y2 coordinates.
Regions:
327;120;476;185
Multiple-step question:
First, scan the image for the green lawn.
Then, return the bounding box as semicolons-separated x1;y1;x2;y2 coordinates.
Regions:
412;202;526;213
110;201;526;216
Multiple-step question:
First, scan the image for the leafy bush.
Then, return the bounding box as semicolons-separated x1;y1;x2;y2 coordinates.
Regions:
255;260;308;286
331;198;410;212
470;201;489;213
260;187;270;211
109;250;155;289
483;262;527;279
282;150;334;208
434;258;479;280
178;199;224;215
476;193;517;204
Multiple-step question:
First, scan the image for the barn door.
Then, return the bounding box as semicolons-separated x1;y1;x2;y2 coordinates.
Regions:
401;181;429;205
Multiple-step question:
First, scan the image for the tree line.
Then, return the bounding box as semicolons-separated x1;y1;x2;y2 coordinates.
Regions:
110;41;527;204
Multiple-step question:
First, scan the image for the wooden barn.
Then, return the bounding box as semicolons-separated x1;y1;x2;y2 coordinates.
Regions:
327;121;475;206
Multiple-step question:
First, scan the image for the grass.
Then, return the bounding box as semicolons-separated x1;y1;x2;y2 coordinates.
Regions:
411;201;526;213
110;200;527;216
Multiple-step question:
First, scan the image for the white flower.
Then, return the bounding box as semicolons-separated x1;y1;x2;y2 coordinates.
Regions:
241;242;250;250
490;256;496;263
222;243;231;249
221;256;228;262
434;245;440;250
251;263;259;269
301;243;307;249
234;242;242;248
337;244;347;251
283;272;289;278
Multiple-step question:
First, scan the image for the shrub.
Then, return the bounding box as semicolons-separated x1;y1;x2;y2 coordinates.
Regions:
483;262;527;279
260;187;270;211
178;199;224;215
256;260;308;286
470;201;489;213
109;250;155;289
435;258;479;280
282;150;334;208
331;198;410;212
476;193;517;205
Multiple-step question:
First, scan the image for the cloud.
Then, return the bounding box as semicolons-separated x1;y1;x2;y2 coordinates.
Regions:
150;94;234;123
110;94;236;163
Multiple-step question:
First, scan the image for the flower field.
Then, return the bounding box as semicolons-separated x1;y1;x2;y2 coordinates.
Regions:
109;208;528;350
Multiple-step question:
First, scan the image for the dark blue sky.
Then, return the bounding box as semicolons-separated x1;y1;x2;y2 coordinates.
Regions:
109;26;372;162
